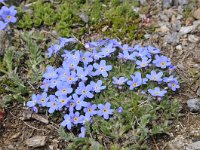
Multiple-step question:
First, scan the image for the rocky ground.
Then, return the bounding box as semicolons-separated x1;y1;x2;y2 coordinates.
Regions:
0;0;200;149
141;0;200;149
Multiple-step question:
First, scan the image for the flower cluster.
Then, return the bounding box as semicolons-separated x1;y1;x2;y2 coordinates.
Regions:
113;44;179;98
27;38;119;137
27;37;179;137
0;1;17;30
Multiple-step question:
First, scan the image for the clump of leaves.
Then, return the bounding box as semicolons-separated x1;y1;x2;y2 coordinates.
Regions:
0;32;45;107
17;0;142;42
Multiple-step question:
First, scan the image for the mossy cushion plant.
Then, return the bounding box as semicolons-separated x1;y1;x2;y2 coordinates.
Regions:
27;37;180;149
17;0;142;42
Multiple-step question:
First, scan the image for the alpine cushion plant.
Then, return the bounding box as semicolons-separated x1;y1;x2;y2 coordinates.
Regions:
26;37;180;138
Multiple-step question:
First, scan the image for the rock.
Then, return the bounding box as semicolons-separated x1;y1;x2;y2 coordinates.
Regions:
166;135;189;150
186;141;200;150
185;17;195;26
79;12;89;23
197;87;200;97
25;136;46;148
172;20;182;31
187;98;200;112
188;35;200;43
163;0;172;9
193;8;200;20
178;0;188;5
164;32;180;45
160;14;170;22
157;25;170;33
139;0;147;5
176;45;182;50
0;30;9;56
179;26;196;35
144;34;151;39
7;145;15;150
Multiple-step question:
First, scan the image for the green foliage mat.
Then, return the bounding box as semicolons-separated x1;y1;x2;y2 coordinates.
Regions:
17;0;142;42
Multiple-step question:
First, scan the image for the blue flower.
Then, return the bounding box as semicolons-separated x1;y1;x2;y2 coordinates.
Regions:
27;94;39;108
146;70;163;82
146;46;160;54
81;52;93;65
0;6;17;23
43;66;58;79
0;21;7;30
76;82;94;98
136;57;151;68
73;94;87;110
57;95;71;109
59;37;76;47
37;92;49;107
127;72;143;90
117;107;123;113
93;60;112;77
118;50;137;61
82;114;92;124
55;83;73;96
153;55;171;69
97;102;113;119
168;79;180;91
47;95;58;113
100;43;116;57
47;44;61;57
148;87;167;97
78;126;86;138
112;77;128;86
60;114;73;130
71;112;83;124
76;67;89;81
83;103;97;116
40;79;50;92
90;80;106;93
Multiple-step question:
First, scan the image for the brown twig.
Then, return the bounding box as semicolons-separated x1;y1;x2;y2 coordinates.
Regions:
152;137;160;150
23;121;47;132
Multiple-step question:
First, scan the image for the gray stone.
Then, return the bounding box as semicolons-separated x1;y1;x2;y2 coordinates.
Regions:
188;35;200;43
187;98;200;112
144;34;151;39
164;32;180;44
179;26;196;35
193;8;200;20
197;87;200;97
167;135;189;150
140;0;147;5
172;20;182;31
178;0;189;5
186;141;200;150
163;0;172;8
176;45;182;51
79;12;89;23
25;136;46;148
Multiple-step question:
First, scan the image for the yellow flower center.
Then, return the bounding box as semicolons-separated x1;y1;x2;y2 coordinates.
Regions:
133;83;138;87
7;15;11;19
74;117;78;122
103;109;107;112
61;99;66;103
88;108;92;112
100;67;104;71
70;102;74;106
161;62;165;66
